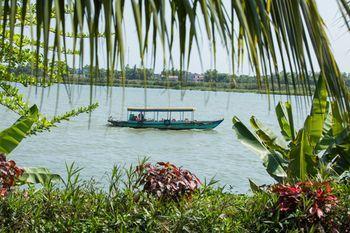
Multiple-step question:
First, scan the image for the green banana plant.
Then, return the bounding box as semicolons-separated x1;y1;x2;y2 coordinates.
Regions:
0;104;61;186
233;77;350;182
19;167;62;185
0;105;38;154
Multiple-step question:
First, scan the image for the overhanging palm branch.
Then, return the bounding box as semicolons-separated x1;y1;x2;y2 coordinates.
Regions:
338;0;350;31
0;0;349;122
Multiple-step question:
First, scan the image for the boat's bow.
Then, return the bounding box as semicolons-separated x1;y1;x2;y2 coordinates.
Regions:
201;119;224;129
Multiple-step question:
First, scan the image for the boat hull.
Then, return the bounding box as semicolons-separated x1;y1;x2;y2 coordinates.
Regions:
108;119;223;130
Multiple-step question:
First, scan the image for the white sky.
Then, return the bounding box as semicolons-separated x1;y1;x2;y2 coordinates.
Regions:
117;0;350;74
314;0;350;73
73;0;349;74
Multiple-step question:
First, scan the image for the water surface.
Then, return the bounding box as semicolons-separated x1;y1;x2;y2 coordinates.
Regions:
0;84;308;193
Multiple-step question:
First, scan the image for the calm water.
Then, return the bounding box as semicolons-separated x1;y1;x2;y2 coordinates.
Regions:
0;84;308;193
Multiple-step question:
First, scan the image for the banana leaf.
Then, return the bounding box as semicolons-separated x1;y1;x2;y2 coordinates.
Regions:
288;77;327;180
331;101;345;137
20;167;62;185
275;101;295;141
315;102;335;153
0;105;38;155
322;128;350;175
288;119;318;180
250;116;288;156
249;179;262;193
232;116;287;182
308;77;328;150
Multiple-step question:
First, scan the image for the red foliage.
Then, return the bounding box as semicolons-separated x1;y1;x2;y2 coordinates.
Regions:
0;153;24;197
271;181;338;219
137;162;201;200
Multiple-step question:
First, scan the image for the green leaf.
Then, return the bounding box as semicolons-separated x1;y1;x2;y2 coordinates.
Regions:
288;77;327;180
250;116;288;155
275;101;295;141
20;167;62;184
249;179;261;193
0;105;38;155
232;116;268;158
315;103;333;153
331;101;345;138
233;116;287;181
308;77;328;149
288;120;318;180
322;124;350;175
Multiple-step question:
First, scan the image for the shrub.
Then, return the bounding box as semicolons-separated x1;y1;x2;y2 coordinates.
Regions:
265;181;346;232
272;181;338;220
136;162;201;201
0;164;350;232
0;153;24;197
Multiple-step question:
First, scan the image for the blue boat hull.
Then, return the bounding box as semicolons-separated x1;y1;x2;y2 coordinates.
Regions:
108;119;223;130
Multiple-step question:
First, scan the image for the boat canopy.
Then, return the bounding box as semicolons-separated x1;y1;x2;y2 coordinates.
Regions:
127;107;195;112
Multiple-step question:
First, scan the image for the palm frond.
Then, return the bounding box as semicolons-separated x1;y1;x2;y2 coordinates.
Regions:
0;0;349;122
338;0;350;31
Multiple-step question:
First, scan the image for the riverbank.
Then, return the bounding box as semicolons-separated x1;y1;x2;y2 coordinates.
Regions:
63;78;311;96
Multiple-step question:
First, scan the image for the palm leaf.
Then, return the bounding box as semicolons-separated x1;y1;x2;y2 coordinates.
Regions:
0;0;349;120
338;0;350;31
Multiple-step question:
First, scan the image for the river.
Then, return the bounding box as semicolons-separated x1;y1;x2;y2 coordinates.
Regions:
0;84;308;193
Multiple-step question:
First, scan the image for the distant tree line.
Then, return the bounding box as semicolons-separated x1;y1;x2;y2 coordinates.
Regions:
9;64;350;92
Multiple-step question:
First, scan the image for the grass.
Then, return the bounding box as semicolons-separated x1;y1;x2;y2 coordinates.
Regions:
1;164;349;233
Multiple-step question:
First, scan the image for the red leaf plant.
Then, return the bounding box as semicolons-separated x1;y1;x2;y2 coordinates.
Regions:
0;153;24;197
271;181;338;220
136;162;201;201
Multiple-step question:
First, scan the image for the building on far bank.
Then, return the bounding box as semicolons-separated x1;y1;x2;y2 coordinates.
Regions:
168;75;179;82
161;75;179;82
191;73;205;82
153;74;162;80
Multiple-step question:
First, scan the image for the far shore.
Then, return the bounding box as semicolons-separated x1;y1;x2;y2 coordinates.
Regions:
61;79;311;96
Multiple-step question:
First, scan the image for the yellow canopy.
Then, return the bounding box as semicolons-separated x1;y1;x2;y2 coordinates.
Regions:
127;107;195;112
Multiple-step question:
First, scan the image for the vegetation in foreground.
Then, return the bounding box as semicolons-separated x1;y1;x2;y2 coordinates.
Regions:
1;161;350;233
1;2;350;232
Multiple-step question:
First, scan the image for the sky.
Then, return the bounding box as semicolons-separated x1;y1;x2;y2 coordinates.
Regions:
116;0;350;74
65;0;350;74
311;0;350;73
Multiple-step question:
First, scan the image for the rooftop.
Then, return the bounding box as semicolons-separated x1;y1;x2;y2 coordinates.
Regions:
127;107;195;112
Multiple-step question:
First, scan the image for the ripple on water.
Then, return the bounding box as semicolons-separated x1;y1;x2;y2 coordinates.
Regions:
0;85;306;193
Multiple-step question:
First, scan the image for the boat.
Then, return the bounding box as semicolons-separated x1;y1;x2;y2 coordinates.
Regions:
108;107;223;130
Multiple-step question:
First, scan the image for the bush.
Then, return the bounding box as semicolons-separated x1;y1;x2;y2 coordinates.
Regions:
0;154;24;197
271;181;338;230
0;163;349;232
273;181;338;217
0;163;245;232
246;181;350;232
137;162;201;201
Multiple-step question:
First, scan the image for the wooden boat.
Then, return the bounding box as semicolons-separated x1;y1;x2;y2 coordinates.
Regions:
108;107;223;130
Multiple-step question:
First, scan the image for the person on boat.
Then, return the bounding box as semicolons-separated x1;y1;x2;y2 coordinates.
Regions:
137;113;145;122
